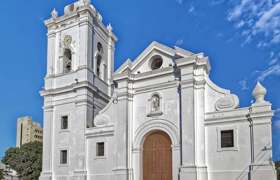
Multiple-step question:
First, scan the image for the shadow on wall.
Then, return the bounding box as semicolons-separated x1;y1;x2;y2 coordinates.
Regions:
236;143;275;180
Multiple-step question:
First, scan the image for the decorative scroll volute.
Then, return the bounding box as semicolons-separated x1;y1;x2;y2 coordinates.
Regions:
215;94;239;111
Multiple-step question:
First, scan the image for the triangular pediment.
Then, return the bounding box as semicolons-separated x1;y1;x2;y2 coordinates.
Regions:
115;41;194;75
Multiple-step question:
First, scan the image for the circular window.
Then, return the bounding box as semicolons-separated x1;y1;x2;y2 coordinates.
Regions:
150;56;163;70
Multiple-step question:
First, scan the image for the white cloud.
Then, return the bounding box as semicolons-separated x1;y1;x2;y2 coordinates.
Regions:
176;0;184;5
175;39;184;46
228;0;280;47
211;0;225;6
235;20;245;28
275;119;280;128
216;32;224;38
274;108;280;126
255;3;280;33
257;64;280;81
274;108;280;129
269;58;278;66
270;51;275;58
188;5;195;13
268;51;280;65
271;33;280;44
239;79;249;90
228;0;280;81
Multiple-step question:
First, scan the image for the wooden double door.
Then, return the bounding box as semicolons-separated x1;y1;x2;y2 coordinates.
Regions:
143;131;172;180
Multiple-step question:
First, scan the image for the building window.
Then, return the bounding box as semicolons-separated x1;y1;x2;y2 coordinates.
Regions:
96;54;102;78
97;42;103;54
103;64;107;81
96;42;104;79
61;116;68;130
60;150;68;164
221;130;234;148
63;49;72;73
96;142;105;157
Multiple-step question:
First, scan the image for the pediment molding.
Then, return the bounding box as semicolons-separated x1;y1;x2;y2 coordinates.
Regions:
115;41;196;75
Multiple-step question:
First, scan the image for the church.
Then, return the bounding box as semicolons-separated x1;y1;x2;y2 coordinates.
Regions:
39;0;276;180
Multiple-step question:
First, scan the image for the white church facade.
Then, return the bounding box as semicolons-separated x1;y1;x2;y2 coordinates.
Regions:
39;1;276;180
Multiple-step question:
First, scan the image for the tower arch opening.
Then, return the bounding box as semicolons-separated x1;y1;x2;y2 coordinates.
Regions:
63;48;72;73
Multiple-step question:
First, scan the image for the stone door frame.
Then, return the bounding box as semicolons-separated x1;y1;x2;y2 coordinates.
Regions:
133;119;180;180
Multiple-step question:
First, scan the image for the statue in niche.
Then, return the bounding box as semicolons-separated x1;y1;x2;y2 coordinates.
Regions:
151;95;160;112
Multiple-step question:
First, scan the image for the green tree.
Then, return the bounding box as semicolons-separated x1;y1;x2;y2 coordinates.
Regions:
275;161;280;180
0;169;4;180
2;142;42;180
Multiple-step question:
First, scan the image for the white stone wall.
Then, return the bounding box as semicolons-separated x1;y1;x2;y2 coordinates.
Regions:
40;1;276;180
205;106;275;180
40;1;115;179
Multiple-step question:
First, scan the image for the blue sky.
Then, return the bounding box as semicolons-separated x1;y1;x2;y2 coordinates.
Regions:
0;0;279;160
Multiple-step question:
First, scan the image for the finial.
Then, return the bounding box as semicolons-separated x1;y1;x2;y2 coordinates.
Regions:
79;0;91;7
97;13;103;22
51;8;58;19
107;24;113;31
252;82;267;103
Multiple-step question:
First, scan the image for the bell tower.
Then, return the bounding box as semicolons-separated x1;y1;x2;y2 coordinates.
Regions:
40;0;117;179
44;0;117;94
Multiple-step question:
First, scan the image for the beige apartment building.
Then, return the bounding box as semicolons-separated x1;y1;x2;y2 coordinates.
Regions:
16;116;43;147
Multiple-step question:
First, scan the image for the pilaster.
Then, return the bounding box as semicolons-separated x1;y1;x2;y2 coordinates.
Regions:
46;32;56;76
40;105;54;180
112;76;131;180
72;96;92;173
107;25;115;95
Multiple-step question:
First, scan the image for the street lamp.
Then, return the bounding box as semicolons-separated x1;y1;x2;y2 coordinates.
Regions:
246;106;255;180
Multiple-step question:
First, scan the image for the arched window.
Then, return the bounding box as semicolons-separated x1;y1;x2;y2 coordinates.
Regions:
96;54;102;78
151;94;160;112
63;49;72;73
96;42;106;79
97;42;103;54
103;64;107;81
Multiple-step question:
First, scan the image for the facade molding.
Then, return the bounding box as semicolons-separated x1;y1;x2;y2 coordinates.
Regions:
133;119;179;149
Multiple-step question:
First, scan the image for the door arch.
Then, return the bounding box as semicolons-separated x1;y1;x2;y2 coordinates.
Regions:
143;131;172;180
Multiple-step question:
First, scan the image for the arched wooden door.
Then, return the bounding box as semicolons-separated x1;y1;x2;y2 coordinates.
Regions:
143;131;172;180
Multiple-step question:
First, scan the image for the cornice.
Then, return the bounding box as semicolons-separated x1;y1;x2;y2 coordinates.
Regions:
45;66;95;79
193;77;206;89
75;99;94;107
85;125;114;138
45;5;117;42
134;67;174;80
40;81;109;101
205;117;272;125
181;79;195;89
205;107;273;125
115;42;202;76
114;56;207;84
175;56;196;66
45;6;94;26
117;92;134;99
134;81;178;94
114;67;175;82
43;105;54;111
